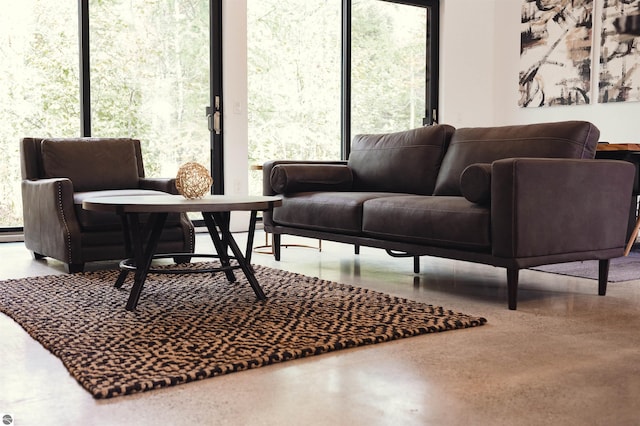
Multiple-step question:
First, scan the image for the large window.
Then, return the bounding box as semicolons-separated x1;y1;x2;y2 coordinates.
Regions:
247;0;439;195
247;0;342;196
351;0;428;136
0;0;213;230
0;1;438;228
0;0;80;228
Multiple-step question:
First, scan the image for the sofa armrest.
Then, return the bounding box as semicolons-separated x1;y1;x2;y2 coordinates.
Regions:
139;177;179;195
21;178;82;264
262;160;349;196
491;158;635;259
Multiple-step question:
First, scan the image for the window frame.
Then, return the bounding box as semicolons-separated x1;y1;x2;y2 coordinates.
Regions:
341;0;440;159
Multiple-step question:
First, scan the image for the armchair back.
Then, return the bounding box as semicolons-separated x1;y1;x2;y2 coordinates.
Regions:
21;137;145;191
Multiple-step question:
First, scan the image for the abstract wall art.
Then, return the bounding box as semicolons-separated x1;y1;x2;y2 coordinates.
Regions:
599;0;640;103
519;0;594;107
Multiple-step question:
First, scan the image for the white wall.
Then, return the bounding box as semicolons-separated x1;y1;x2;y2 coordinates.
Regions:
442;0;640;143
439;0;497;127
223;0;250;230
223;0;248;196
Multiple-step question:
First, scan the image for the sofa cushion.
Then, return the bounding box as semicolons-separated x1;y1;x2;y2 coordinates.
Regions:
270;164;353;193
348;125;455;195
41;139;140;192
362;195;491;250
433;121;600;196
272;192;409;234
460;163;491;205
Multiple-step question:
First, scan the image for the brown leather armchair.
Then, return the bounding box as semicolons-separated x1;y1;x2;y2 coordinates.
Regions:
20;137;195;273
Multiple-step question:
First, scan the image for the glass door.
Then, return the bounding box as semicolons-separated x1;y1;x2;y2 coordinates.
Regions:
350;0;431;137
247;0;342;196
247;0;438;194
89;0;212;179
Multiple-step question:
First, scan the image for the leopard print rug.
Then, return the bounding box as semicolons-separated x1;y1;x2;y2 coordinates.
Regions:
0;263;486;398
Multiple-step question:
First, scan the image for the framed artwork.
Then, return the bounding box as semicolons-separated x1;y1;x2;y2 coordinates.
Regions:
599;0;640;103
519;0;594;107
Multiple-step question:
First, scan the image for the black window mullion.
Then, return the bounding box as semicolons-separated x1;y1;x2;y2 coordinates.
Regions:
341;0;352;161
210;0;224;194
425;0;439;125
79;0;91;136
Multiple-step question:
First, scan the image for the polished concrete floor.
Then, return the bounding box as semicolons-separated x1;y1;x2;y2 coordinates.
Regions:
2;231;640;426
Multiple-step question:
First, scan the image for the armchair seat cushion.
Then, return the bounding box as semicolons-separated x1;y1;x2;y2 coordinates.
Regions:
73;189;183;231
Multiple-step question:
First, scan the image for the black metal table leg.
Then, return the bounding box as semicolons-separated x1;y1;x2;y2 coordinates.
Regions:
245;210;258;264
213;211;266;301
115;213;133;289
125;212;168;311
202;212;236;282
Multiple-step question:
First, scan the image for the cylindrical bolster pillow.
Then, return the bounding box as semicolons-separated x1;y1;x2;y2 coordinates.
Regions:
460;163;492;205
270;164;353;194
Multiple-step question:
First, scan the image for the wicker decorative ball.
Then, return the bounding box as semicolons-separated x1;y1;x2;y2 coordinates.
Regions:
175;162;212;199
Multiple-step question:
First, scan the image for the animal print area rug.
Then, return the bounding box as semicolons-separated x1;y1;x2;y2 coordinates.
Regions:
0;264;486;399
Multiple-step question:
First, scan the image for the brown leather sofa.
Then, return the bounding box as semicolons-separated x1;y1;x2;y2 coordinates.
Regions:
20;137;195;273
262;121;635;309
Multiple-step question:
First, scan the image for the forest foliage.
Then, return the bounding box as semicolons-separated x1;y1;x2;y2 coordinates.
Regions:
0;0;426;226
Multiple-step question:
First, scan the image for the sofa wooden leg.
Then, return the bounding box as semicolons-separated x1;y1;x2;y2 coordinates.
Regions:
507;268;519;310
414;256;420;273
354;244;360;255
273;233;281;261
598;259;610;296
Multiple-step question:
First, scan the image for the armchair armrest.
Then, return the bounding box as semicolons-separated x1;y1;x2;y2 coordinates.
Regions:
21;178;82;264
491;158;635;259
139;177;179;195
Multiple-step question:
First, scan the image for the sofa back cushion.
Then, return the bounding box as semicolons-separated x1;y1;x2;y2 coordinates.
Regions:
41;139;141;192
348;124;455;195
433;120;600;196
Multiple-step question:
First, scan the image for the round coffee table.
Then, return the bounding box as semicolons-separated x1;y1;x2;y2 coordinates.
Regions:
82;194;282;310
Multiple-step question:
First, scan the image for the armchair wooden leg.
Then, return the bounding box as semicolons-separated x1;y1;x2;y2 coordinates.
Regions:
66;263;84;274
32;252;45;260
414;256;420;274
173;255;192;264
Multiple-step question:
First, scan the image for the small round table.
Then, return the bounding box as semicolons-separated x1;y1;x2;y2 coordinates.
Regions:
82;194;282;311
